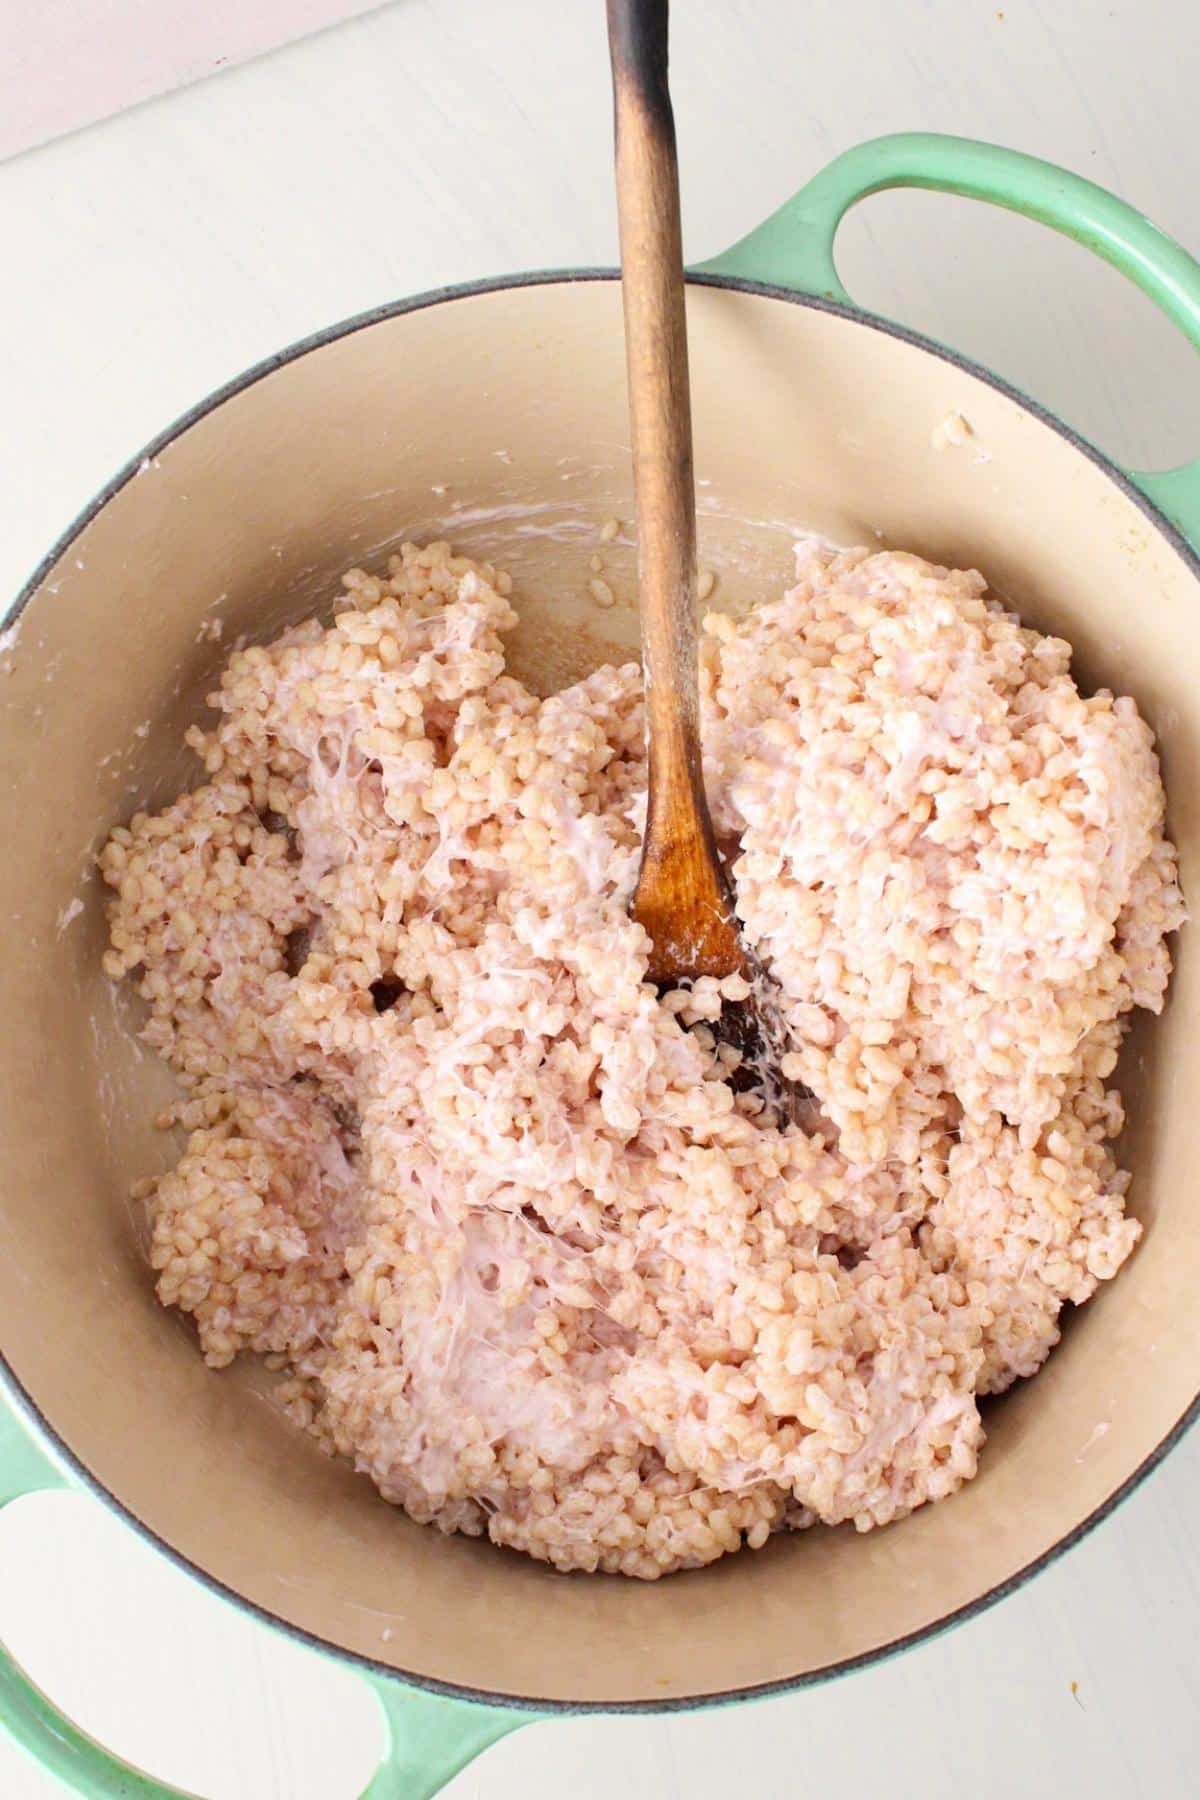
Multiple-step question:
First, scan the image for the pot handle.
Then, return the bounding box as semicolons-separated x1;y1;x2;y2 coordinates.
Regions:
697;131;1200;549
0;1383;530;1798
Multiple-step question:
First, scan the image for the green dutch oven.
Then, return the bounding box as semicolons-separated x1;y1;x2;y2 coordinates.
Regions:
2;133;1199;1797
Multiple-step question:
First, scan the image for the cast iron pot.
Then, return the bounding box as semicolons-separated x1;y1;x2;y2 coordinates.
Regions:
2;134;1199;1798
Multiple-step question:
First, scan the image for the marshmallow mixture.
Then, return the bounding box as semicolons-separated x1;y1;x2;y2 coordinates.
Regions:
100;537;1184;1577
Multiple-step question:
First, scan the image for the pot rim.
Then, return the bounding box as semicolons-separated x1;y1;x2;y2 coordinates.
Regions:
3;265;1198;1716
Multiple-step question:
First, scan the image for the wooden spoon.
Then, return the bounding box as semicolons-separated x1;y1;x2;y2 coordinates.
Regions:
607;0;811;1120
607;0;742;987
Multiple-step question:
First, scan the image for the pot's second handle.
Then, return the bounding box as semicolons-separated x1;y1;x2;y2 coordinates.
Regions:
697;131;1200;549
0;1385;528;1799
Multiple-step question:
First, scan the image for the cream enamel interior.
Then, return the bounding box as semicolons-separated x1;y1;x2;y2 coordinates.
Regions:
1;276;1196;1707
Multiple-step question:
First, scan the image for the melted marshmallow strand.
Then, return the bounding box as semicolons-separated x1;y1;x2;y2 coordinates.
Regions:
99;538;1185;1578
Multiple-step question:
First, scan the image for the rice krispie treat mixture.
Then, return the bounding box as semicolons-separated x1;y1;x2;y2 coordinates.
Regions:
99;537;1184;1578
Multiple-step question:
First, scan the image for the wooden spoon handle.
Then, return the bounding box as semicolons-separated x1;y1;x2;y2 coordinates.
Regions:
607;0;739;980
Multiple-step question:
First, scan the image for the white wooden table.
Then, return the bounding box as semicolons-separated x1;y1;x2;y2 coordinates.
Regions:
2;2;1199;1793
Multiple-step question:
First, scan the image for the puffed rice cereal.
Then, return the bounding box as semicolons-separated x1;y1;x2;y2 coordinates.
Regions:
99;535;1185;1577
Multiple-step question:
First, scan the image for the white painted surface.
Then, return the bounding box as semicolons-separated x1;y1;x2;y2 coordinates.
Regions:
1;1;1199;1794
